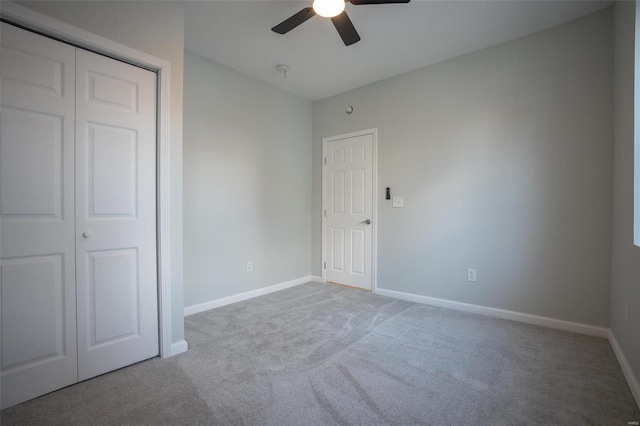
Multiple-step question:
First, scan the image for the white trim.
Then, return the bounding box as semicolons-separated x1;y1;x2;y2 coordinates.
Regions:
376;287;640;407
310;275;323;282
170;340;189;356
375;287;609;338
321;128;378;291
184;276;312;317
635;0;640;247
0;3;166;72
1;2;175;358
609;330;640;408
372;132;378;292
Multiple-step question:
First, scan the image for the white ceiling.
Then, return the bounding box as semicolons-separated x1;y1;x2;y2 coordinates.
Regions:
184;1;612;101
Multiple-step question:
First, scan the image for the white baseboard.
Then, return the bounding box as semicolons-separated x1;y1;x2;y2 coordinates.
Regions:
182;281;639;408
375;287;609;338
170;340;188;356
608;330;640;408
184;275;313;316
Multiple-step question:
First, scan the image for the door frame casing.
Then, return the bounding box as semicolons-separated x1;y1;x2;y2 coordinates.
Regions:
0;2;180;359
321;128;378;292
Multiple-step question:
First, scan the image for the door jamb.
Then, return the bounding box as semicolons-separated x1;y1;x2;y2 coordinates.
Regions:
321;128;378;292
0;2;181;359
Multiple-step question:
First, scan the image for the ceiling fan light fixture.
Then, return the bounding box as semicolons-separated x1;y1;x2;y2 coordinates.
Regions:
312;0;345;18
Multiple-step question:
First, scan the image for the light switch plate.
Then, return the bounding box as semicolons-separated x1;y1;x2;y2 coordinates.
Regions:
392;196;404;208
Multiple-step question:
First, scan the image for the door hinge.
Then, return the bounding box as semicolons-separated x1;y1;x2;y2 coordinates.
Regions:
324;262;326;269
324;157;327;165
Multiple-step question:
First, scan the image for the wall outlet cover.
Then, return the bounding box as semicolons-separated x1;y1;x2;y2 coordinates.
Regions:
392;196;404;208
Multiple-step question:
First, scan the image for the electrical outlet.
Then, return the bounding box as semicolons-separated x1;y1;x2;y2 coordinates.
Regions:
467;268;477;282
247;261;253;272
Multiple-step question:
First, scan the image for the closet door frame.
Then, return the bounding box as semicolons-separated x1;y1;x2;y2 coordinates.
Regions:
0;3;181;361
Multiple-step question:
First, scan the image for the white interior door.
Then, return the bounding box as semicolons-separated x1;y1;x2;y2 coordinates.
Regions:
0;23;78;409
1;23;159;408
323;130;375;290
75;49;158;380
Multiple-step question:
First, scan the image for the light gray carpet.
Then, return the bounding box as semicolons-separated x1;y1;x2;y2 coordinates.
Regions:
2;281;639;425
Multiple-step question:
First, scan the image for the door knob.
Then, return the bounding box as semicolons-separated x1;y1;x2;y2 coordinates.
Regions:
358;219;371;225
82;231;91;238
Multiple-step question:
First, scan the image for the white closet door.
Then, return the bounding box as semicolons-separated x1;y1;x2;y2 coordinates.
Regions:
75;49;158;380
0;23;78;409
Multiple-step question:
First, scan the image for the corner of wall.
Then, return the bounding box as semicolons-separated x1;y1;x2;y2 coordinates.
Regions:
611;0;640;405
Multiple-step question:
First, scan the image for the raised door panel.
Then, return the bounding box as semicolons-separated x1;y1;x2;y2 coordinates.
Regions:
88;249;140;346
0;23;77;410
88;71;139;112
351;169;365;215
351;229;366;276
332;171;345;215
1;256;65;369
331;228;345;272
0;45;64;95
75;49;158;381
1;109;63;218
87;123;138;217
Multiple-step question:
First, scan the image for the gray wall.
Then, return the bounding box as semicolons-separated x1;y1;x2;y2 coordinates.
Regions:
312;9;614;326
17;1;187;345
183;51;312;307
611;0;640;393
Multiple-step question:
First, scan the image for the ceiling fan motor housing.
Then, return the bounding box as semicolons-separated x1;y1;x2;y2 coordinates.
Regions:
271;0;411;46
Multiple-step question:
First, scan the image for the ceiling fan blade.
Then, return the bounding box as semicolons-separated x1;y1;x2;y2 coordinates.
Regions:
331;12;361;46
271;7;316;34
349;0;410;4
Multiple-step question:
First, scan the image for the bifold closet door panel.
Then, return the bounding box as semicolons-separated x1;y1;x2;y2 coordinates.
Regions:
0;23;78;409
74;48;159;381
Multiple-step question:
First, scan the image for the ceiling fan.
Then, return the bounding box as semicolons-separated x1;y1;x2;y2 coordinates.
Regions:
271;0;410;46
